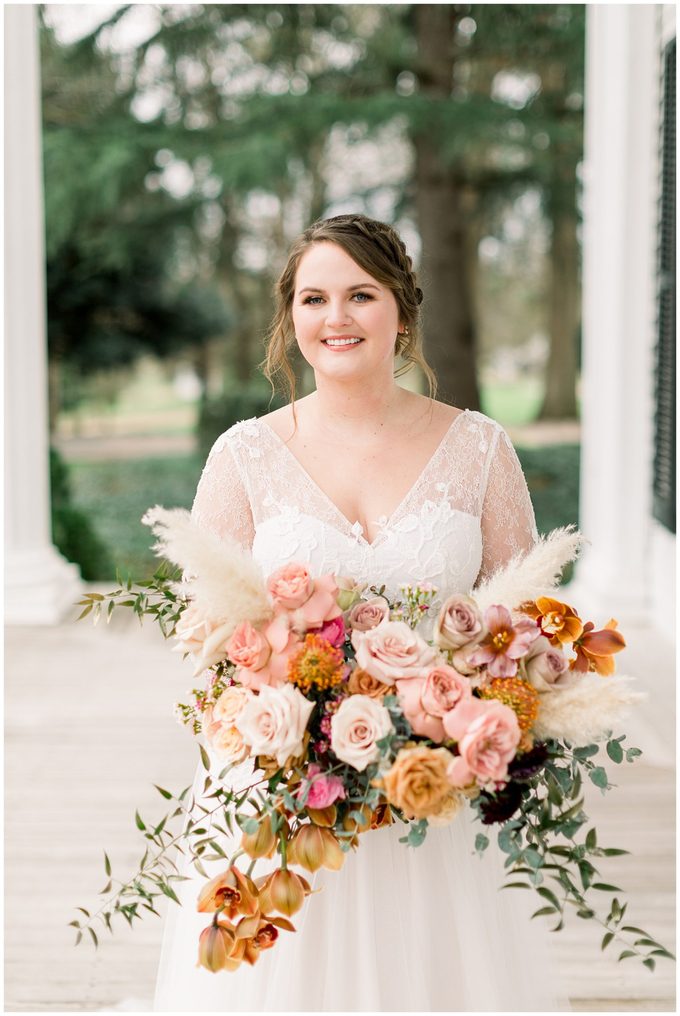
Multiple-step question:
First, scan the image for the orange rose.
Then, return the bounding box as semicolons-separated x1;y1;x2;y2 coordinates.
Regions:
381;746;454;820
347;667;394;699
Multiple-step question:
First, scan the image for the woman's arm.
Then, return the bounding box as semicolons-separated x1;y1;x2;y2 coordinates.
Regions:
477;426;538;583
190;433;255;549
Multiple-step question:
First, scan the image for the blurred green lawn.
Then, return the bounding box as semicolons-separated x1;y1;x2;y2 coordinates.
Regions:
68;445;579;581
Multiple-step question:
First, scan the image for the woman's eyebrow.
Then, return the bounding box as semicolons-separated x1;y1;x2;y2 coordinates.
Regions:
298;283;381;294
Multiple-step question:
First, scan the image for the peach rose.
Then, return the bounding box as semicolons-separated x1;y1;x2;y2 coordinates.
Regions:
347;597;390;632
267;564;342;630
523;635;575;691
202;689;253;763
235;683;314;767
330;694;393;771
225;621;272;672
213;685;252;726
347;667;394;699
443;697;521;788
427;789;465;827
434;594;485;651
381;746;454;820
397;664;471;742
352;620;438;684
204;719;249;763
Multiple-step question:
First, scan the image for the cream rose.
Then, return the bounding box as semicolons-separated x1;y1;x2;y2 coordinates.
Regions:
235;684;314;767
523;635;575;691
172;605;232;675
213;685;252;726
352;620;438;683
347;597;390;632
434;594;486;650
381;746;454;820
330;694;393;771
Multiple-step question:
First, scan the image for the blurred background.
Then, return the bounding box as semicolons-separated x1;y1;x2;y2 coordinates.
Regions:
38;2;587;581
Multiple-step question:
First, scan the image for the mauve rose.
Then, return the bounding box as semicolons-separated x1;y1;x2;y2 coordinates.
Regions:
397;664;471;742
236;683;314;767
444;697;521;787
225;621;271;672
347;597;390;632
434;595;485;651
330;694;393;771
523;635;575;691
352;620;437;684
317;615;346;648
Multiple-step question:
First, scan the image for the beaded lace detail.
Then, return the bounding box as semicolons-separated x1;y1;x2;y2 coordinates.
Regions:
190;410;538;610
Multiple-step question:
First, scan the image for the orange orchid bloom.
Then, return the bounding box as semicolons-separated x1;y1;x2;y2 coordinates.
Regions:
197;865;259;920
570;618;626;675
521;597;584;645
235;912;296;966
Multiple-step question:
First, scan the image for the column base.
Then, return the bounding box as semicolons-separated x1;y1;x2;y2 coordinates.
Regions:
5;545;84;625
562;550;651;627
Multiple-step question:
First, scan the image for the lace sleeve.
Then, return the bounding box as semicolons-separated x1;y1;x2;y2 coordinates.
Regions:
477;426;538;583
190;432;255;550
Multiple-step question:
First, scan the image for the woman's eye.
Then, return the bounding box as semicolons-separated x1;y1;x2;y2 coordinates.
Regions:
302;295;324;305
352;292;373;302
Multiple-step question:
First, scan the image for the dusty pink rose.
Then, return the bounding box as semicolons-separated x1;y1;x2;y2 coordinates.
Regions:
352;620;437;684
443;697;521;787
267;564;342;630
434;594;486;650
397;664;471;742
523;635;575;691
297;763;346;808
225;621;272;672
468;605;540;679
347;597;390;632
317;615;346;648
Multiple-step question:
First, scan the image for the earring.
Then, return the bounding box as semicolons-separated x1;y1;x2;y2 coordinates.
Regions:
398;326;410;337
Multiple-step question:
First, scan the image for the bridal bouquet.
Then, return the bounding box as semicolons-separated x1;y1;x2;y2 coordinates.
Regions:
72;509;673;974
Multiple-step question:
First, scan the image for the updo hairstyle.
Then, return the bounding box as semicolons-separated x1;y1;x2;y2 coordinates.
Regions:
263;213;437;403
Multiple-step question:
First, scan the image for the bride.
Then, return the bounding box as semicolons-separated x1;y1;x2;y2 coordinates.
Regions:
154;213;569;1011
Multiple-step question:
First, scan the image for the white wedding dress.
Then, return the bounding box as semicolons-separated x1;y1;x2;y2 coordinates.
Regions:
153;410;570;1012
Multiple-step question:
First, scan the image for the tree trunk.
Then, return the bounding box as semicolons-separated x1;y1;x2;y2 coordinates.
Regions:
539;150;580;420
413;5;480;410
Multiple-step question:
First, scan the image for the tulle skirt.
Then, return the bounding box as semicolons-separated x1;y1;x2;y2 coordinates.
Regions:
154;761;570;1012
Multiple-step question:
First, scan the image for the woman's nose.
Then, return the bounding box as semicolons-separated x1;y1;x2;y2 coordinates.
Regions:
324;299;352;327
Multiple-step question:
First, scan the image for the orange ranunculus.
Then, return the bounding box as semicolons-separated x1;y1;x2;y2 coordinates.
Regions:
197;919;238;972
288;824;345;873
523;596;583;645
197;866;259;919
570;619;626;675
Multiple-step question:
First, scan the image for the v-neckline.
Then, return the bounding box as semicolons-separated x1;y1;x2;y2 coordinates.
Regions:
259;409;468;548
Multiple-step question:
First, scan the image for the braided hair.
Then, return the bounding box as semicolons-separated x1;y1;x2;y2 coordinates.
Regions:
263;213;436;403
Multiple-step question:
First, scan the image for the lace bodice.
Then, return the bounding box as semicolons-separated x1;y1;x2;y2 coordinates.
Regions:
190;409;538;614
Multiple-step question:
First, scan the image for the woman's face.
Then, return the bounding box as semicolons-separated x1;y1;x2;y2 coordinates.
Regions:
291;241;403;385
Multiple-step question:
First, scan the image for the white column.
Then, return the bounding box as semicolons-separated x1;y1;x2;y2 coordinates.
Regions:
4;4;83;624
568;5;662;624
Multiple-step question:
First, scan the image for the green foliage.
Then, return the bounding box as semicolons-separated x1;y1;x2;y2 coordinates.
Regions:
197;387;286;462
49;447;114;579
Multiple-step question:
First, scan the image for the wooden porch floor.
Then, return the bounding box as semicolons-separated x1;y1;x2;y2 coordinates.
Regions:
5;597;675;1012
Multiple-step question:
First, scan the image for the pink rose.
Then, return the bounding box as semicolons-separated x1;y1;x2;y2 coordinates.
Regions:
297;763;346;809
523;635;575;691
317;615;346;648
443;698;521;788
434;594;485;650
267;564;342;630
225;621;271;672
397;664;471;742
347;597;390;632
235;629;300;691
352;620;438;684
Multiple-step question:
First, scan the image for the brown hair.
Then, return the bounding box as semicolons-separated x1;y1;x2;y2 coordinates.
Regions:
263;213;437;403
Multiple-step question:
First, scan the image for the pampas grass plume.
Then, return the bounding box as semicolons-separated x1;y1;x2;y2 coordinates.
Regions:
473;526;585;612
533;673;645;744
141;505;272;634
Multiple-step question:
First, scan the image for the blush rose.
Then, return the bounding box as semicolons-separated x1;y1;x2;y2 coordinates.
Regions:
330;694;393;771
352;620;437;684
